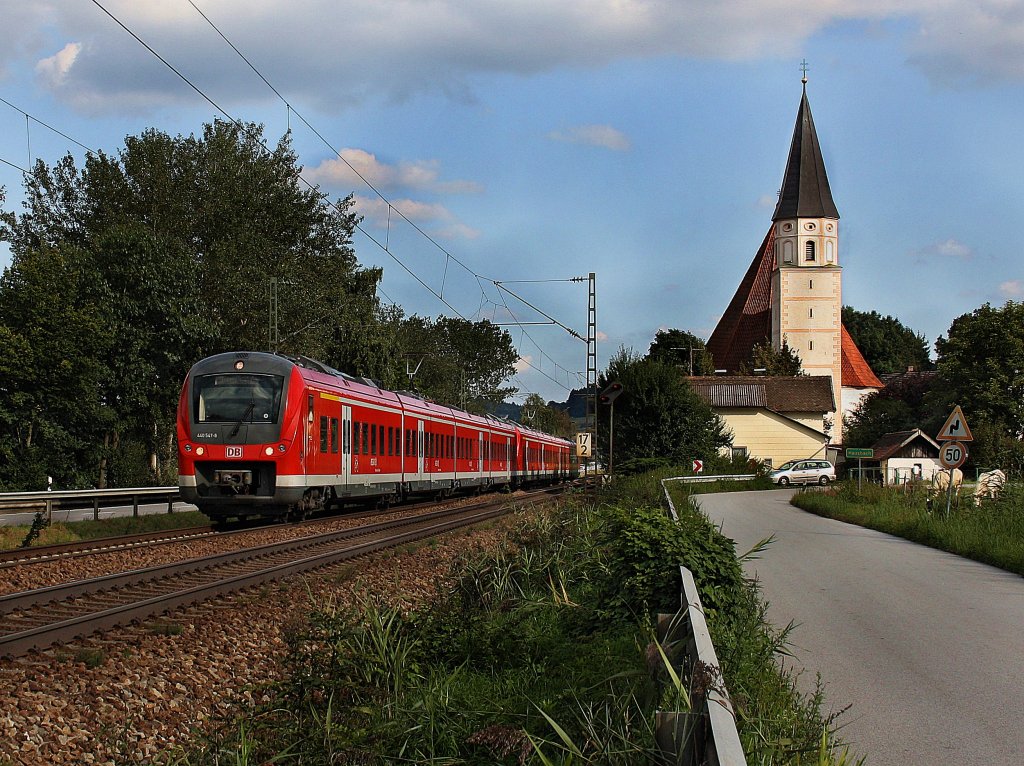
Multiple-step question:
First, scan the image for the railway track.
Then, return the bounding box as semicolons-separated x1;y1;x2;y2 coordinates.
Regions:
0;489;561;658
0;525;217;567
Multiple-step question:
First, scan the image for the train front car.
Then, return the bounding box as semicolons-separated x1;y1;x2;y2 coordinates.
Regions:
177;352;304;522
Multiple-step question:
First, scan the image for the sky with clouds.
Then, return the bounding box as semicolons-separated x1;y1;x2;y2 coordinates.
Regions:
1;0;1023;402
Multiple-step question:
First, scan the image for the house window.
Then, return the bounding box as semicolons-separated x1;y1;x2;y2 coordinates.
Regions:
731;446;748;461
805;240;816;261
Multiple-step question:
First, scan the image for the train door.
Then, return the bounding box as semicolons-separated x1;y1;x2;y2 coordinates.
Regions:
341;404;352;484
417;419;425;476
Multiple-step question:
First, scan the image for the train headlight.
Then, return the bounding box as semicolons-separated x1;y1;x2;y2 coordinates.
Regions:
264;446;275;456
195;446;205;457
278;444;287;452
184;444;192;452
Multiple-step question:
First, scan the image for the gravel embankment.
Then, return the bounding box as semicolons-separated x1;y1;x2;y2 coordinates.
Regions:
0;511;515;765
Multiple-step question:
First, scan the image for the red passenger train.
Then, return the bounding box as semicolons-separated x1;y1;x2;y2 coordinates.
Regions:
176;351;573;522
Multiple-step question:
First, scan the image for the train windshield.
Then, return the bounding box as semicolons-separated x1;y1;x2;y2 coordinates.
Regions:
193;373;284;424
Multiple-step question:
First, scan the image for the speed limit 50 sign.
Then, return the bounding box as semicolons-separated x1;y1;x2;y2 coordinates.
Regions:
939;441;968;470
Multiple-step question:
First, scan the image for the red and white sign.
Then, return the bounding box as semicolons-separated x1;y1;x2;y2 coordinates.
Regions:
939;441;968;470
937;406;973;442
692;459;703;474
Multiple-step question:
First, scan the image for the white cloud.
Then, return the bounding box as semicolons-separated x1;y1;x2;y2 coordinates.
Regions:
354;195;451;225
912;238;973;262
35;42;81;87
307;149;482;194
9;2;1024;114
999;280;1024;298
515;355;534;373
548;124;631;151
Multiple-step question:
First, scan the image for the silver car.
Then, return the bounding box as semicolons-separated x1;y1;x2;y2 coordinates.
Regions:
771;459;835;486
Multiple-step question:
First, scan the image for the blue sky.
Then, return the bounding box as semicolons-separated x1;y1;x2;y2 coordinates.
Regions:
2;1;1023;403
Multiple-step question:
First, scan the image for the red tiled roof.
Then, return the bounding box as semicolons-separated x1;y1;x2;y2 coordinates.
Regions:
706;228;775;373
841;325;883;388
706;226;883;390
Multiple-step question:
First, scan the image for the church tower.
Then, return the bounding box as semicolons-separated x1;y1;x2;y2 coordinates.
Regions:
770;77;843;436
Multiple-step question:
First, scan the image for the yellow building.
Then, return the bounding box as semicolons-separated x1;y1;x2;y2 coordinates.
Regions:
689;376;834;469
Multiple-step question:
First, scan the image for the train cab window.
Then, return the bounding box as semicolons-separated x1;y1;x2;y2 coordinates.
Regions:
319;416;328;453
330;418;339;453
193;373;285;424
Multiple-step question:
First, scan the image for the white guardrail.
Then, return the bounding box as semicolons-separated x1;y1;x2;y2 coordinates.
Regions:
656;476;750;766
0;487;181;520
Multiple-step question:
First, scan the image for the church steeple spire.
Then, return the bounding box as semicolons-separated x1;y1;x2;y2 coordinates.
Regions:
772;80;839;221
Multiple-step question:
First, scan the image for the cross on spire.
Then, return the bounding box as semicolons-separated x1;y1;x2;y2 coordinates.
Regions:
800;59;809;85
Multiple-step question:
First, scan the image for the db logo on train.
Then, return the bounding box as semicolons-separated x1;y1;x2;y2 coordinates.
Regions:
226;446;243;459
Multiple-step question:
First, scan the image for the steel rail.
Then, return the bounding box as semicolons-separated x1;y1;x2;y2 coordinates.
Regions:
0;491;559;658
0;526;216;566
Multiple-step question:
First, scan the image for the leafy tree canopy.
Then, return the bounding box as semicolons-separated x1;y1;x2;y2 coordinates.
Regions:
396;316;519;414
520;393;575;439
842;306;932;375
597;347;730;469
739;338;803;376
934;301;1024;441
646;328;715;375
0;122;372;487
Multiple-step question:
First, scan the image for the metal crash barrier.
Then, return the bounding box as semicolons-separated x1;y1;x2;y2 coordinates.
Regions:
0;487;182;521
657;478;748;766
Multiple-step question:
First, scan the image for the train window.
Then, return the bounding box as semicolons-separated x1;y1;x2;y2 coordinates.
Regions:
387;427;393;456
193;373;285;424
361;422;369;455
330;418;338;453
370;422;377;455
379;426;385;457
319;416;328;453
343;417;350;455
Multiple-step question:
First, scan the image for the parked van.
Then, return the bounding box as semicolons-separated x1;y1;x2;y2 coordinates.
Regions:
770;459;835;486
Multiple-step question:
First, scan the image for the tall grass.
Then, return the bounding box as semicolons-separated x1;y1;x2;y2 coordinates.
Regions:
169;472;859;765
791;482;1024;575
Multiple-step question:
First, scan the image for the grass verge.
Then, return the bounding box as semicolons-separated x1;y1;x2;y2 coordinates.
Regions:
0;510;209;551
167;471;858;765
790;482;1024;576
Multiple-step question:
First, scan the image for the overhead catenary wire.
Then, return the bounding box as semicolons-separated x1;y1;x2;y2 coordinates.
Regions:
55;1;586;397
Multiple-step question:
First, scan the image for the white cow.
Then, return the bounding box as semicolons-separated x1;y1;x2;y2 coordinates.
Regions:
973;469;1006;507
926;468;963;512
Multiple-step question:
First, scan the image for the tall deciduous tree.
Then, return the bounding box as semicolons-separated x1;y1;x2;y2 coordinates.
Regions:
933;301;1024;443
598;347;730;469
842;306;932;375
396;316;518;412
0;122;373;486
520;393;575;438
646;329;716;375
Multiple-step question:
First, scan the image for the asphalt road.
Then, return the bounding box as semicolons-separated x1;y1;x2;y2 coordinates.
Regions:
697;489;1024;766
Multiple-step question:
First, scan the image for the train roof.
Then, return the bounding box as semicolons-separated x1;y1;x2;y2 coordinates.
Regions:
187;351;571;445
